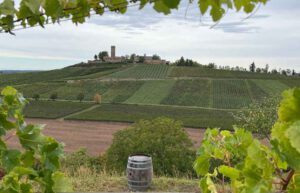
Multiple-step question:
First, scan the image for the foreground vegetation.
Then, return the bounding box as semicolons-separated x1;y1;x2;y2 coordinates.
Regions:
67;168;199;192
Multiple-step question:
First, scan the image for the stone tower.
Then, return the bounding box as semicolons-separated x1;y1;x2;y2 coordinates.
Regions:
111;45;116;58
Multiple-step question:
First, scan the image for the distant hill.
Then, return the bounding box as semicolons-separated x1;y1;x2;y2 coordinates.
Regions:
0;70;41;74
1;63;299;129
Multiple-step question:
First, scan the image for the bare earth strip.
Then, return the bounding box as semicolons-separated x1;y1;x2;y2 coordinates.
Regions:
6;118;205;156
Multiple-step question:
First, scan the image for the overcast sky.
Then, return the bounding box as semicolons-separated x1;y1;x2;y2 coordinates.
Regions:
0;0;299;71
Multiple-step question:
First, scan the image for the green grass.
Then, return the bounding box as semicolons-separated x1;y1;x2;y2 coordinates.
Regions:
161;79;211;107
125;80;175;104
24;100;94;119
170;66;288;79
212;80;252;109
68;169;199;192
107;64;172;79
251;80;289;95
67;103;235;129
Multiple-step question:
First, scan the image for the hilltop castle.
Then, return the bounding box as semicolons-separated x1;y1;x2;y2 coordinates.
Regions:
88;46;168;65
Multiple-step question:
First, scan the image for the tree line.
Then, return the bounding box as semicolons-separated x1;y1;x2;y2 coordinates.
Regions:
173;57;299;77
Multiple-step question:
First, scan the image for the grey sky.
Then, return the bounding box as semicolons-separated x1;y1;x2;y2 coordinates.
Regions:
0;0;299;71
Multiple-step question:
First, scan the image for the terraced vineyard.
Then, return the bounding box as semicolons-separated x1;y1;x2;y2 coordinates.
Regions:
106;64;172;79
212;80;253;109
125;80;175;104
2;64;300;129
24;100;93;119
161;79;211;107
251;80;289;95
67;103;235;129
170;67;286;79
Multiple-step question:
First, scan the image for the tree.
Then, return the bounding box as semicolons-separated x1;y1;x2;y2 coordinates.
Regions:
33;93;40;101
129;54;136;63
50;93;58;101
271;69;278;74
292;70;296;76
94;54;98;60
152;54;161;60
282;70;287;76
77;93;85;102
207;63;217;69
98;51;108;61
0;0;268;34
256;67;262;73
138;56;145;63
94;93;101;104
249;62;256;72
263;64;269;73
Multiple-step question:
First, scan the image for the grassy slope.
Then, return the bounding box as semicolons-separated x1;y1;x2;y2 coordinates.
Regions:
125;80;176;104
67;103;235;129
24;100;94;119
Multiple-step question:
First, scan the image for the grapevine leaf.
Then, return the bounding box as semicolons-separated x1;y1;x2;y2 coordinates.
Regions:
285;121;300;154
198;0;210;14
193;155;210;176
17;124;45;150
1;149;21;171
43;0;62;19
218;165;240;180
0;0;15;16
52;172;73;192
278;88;300;122
1;86;17;96
153;1;171;15
162;0;180;9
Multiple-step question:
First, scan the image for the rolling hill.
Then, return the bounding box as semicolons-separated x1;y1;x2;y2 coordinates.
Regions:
1;63;299;129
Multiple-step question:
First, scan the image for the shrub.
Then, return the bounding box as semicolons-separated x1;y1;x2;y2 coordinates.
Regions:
33;93;40;101
62;148;105;175
105;117;195;176
50;92;58;101
232;96;279;139
77;93;85;102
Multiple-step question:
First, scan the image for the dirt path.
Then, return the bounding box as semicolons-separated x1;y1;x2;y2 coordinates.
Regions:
6;118;205;156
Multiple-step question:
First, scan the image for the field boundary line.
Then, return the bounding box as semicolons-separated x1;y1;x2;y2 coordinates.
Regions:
123;102;240;111
57;104;101;120
245;79;255;103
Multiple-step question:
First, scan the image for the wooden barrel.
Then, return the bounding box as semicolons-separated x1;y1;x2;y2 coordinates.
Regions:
127;154;153;191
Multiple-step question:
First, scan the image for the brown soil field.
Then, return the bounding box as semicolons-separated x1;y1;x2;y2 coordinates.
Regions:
6;118;205;155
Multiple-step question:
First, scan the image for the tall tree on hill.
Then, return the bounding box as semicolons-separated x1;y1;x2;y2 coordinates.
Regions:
263;64;269;73
94;54;98;60
249;62;256;72
98;51;108;61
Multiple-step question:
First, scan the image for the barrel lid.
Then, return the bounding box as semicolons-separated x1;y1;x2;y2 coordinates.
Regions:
129;154;151;162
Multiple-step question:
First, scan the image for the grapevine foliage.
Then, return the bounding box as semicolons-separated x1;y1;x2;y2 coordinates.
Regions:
194;88;300;193
0;87;72;193
0;0;269;33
